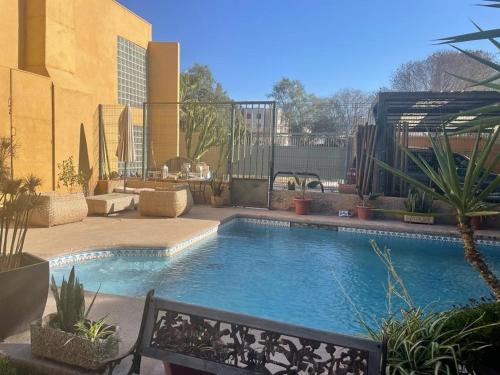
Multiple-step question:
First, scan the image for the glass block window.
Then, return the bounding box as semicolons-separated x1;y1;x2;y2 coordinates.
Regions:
118;125;144;177
117;36;147;108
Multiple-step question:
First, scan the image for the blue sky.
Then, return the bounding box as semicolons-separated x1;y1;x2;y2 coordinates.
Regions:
118;0;496;100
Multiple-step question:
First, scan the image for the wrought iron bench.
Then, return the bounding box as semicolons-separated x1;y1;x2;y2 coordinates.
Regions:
104;290;386;374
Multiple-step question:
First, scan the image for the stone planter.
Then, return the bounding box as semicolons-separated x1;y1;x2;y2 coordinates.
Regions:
0;253;49;340
404;214;435;225
31;314;120;370
210;195;225;208
294;198;312;215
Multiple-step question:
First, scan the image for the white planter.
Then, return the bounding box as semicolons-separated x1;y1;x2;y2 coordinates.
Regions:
31;314;119;370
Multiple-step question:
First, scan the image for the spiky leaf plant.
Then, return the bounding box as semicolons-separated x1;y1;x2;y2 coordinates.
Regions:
366;242;500;375
50;266;99;333
375;126;500;298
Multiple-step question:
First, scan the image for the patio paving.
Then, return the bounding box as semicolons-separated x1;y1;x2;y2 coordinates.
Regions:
2;205;499;374
23;205;500;260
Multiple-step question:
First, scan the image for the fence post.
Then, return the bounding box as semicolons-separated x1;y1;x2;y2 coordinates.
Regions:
142;102;148;181
98;104;104;180
267;102;277;209
227;103;235;180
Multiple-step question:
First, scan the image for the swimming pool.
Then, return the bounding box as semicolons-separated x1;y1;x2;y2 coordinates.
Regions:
51;219;500;335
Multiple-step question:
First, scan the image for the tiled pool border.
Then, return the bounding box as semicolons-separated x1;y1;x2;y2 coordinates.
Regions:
50;216;500;268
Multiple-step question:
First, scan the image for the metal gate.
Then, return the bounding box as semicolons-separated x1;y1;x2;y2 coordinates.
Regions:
228;102;276;208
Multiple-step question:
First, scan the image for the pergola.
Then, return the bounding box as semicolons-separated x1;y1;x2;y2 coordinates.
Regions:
371;91;500;195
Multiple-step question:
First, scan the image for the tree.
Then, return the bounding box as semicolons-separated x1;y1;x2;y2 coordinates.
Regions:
391;50;498;92
180;65;231;164
268;78;313;133
311;89;374;135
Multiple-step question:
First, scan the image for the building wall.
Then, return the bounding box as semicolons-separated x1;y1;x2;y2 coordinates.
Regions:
0;0;19;69
0;0;180;192
148;42;180;167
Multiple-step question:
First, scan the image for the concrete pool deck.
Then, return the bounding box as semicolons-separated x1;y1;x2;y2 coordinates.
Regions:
1;205;500;374
20;205;500;260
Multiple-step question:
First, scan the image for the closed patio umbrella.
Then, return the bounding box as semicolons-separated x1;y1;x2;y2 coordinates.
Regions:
116;104;137;192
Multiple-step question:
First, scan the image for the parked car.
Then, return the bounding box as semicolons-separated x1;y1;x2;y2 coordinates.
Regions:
347;148;500;202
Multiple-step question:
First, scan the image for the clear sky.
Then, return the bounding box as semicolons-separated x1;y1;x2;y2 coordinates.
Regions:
118;0;496;100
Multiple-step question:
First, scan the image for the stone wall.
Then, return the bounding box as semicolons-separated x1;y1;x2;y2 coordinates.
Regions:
270;190;478;226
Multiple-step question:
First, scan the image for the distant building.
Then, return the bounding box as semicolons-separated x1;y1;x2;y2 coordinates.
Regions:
241;107;289;135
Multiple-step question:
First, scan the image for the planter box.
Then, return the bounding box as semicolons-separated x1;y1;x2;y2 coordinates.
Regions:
29;192;88;227
0;253;49;340
31;314;120;370
404;214;435;225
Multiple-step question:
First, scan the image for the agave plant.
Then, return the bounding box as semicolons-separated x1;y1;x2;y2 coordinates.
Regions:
50;266;99;333
293;173;324;200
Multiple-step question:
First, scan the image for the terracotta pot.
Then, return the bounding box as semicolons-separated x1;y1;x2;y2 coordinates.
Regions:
356;205;373;220
210;195;225;208
0;253;49;340
294;198;312;215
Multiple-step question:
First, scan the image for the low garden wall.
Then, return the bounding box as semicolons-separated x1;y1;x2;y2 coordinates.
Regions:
271;190;500;228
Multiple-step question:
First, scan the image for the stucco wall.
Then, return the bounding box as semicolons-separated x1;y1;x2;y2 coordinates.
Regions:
10;69;53;190
0;0;179;193
0;0;19;69
148;42;180;167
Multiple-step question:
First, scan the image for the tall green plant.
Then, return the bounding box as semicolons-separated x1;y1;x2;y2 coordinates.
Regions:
50;266;99;333
0;138;41;272
375;2;500;298
57;156;89;194
375;128;500;298
358;242;500;375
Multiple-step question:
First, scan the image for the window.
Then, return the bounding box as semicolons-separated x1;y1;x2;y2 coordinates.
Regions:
257;113;262;120
246;113;252;120
117;36;147;108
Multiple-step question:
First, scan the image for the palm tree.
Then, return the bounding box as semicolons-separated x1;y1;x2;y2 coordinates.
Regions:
375;127;500;298
376;0;500;299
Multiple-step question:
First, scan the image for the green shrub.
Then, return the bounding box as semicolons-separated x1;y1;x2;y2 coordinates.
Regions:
443;298;500;371
357;242;500;374
0;357;17;375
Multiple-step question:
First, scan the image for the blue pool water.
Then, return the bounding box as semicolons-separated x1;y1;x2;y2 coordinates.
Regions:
51;221;500;335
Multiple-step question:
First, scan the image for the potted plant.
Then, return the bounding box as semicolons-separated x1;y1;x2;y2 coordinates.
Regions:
403;189;435;224
0;139;47;340
210;175;225;208
30;156;88;227
293;174;324;215
356;190;379;220
31;267;119;370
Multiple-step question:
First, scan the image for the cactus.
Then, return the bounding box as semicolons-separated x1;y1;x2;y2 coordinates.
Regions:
50;266;98;333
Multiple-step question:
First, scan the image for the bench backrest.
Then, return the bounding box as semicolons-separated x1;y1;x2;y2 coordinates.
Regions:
132;290;385;375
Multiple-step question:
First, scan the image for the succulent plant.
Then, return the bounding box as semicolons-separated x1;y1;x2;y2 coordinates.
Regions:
50;266;98;333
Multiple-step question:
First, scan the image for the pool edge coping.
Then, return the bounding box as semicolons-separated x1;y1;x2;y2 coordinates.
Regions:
49;213;500;268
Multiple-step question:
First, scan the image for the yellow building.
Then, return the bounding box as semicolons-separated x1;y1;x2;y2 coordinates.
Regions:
0;0;180;192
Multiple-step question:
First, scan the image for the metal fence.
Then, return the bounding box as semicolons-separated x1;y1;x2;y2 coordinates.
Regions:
98;102;354;201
